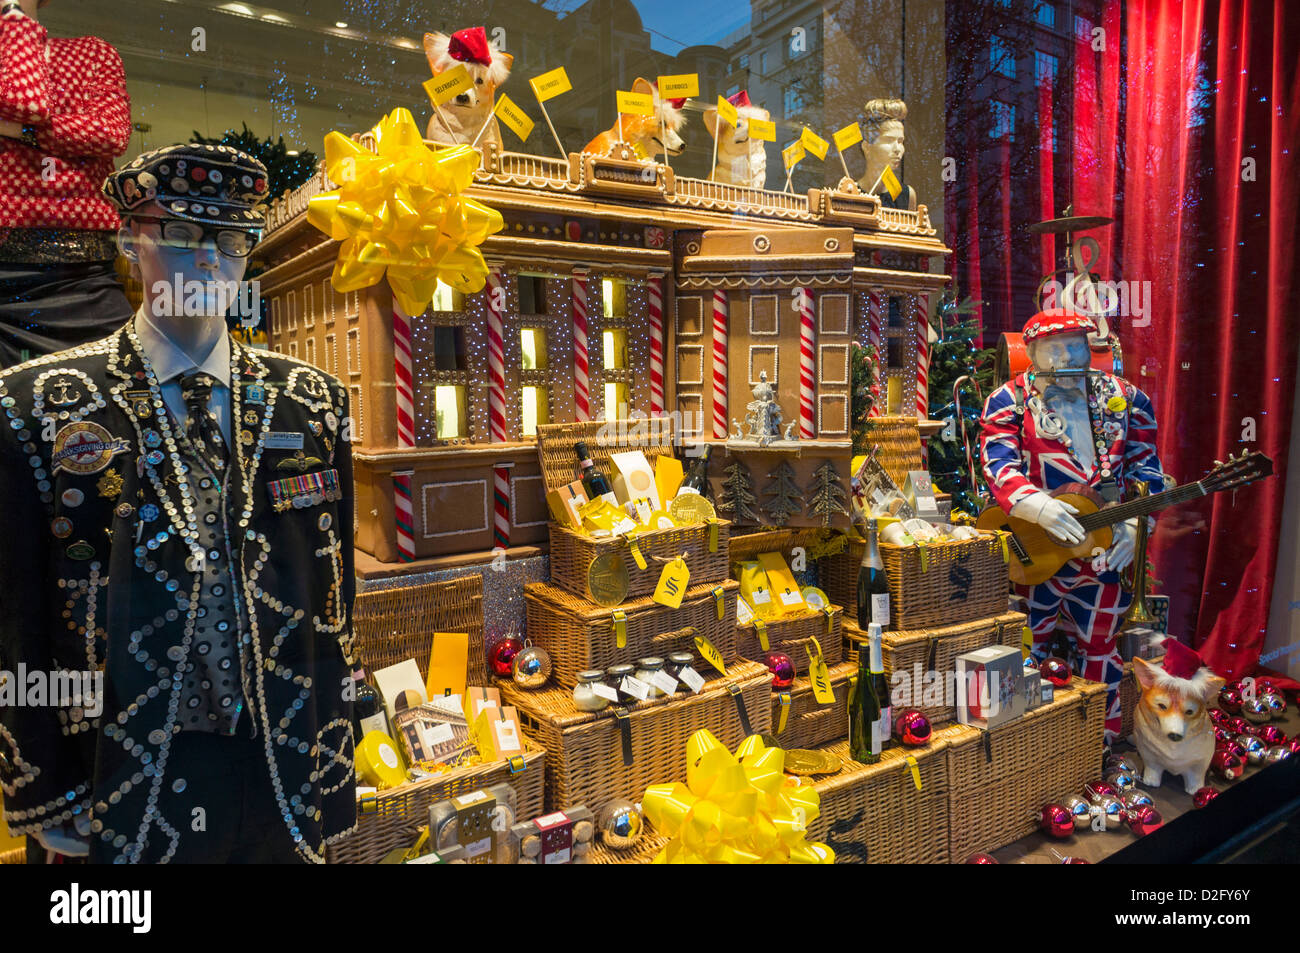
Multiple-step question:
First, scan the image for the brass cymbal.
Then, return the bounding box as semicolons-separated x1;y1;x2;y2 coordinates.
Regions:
1027;214;1114;235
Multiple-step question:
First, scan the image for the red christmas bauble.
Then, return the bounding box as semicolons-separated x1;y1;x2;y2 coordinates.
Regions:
1040;803;1073;839
1211;749;1244;781
1060;856;1090;864
1229;717;1254;736
1192;786;1219;808
1217;688;1243;715
489;636;524;677
1084;779;1118;801
1254;677;1278;694
894;709;932;747
1213;726;1234;745
1216;738;1247;761
965;853;999;864
763;652;796;689
1125;805;1163;836
1257;725;1287;746
1287;739;1300;755
1040;657;1072;688
1208;708;1229;727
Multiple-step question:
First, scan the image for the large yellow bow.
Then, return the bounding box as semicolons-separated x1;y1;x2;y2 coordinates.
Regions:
642;730;836;864
306;108;504;316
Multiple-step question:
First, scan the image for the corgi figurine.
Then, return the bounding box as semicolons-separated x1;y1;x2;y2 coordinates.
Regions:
424;27;514;150
1131;641;1225;794
704;90;770;188
583;77;686;161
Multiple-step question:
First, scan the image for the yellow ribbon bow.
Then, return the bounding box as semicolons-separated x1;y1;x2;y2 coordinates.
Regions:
642;730;836;864
306;108;504;316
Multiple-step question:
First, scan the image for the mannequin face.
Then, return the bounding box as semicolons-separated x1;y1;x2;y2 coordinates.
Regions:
120;203;250;320
1029;332;1091;374
862;118;905;170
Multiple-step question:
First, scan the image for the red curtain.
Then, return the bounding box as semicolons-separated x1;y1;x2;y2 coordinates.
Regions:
1120;0;1300;681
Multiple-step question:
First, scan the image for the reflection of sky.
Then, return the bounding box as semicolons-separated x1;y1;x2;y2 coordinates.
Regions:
544;0;751;53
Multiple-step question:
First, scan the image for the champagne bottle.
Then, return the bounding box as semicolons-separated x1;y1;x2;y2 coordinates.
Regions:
350;669;388;741
574;441;618;505
676;444;713;497
848;642;880;763
868;622;892;746
856;518;890;629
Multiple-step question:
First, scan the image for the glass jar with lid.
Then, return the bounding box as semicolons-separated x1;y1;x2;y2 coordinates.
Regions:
664;651;695;683
635;657;668;699
607;663;637;703
572;669;611;712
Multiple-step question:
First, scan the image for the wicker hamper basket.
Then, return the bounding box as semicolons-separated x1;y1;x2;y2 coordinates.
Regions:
938;679;1107;861
524;579;740;690
737;606;843;675
859;415;924;488
350;575;488;687
325;746;546;864
823;533;1010;632
589;827;672;865
807;736;952;864
770;659;855;751
502;661;772;813
843;611;1026;725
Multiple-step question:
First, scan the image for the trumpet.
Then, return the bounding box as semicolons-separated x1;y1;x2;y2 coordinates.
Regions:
1121;480;1157;624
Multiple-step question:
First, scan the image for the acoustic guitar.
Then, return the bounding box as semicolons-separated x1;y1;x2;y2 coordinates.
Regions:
976;452;1273;586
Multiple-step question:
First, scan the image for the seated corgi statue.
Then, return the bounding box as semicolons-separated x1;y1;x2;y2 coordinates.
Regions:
424;27;513;150
583;77;686;161
704;90;769;188
1132;641;1225;795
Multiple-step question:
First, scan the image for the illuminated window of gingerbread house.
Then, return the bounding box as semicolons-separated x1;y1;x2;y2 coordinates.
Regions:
431;325;469;439
520;324;551;436
432;279;464;313
520;328;547;369
603;327;630;421
521;385;550;436
435;385;468;439
602;278;626;318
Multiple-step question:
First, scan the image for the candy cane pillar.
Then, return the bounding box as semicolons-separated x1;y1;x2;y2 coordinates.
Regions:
915;292;931;420
571;269;590;422
486;266;511;549
796;287;816;439
392;301;416;561
867;288;885;418
647;273;666;416
711;289;728;439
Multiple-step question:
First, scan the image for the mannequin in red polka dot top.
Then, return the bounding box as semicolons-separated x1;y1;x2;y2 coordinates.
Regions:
0;0;133;368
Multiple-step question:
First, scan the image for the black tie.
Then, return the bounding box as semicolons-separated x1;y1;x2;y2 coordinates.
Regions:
179;371;229;475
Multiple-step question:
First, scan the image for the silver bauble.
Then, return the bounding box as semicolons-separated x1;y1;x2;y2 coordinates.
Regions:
1237;733;1267;765
597;799;644;850
1065;795;1092;829
512;642;552;688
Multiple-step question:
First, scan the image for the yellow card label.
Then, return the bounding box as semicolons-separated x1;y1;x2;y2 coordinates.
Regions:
626;534;648;571
807;638;835;704
716;94;739;128
657;73;699;99
617;90;655;116
782;141;805;170
833;121;863;151
749;117;776;141
529;66;572;102
695;633;726;675
495;94;534;142
800;126;828;159
652;556;690;609
424;64;473;106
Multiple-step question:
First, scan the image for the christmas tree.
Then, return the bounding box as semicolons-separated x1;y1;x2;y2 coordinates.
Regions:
849;340;881;455
762;461;802;525
926;291;996;515
718;460;760;524
806;459;848;526
190;123;319;199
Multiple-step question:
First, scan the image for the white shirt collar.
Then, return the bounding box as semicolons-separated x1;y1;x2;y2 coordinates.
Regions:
133;308;232;389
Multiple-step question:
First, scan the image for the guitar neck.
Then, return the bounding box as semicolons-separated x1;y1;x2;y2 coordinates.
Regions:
1075;481;1208;532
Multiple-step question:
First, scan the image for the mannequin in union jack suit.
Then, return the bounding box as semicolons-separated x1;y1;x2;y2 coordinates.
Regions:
980;312;1165;745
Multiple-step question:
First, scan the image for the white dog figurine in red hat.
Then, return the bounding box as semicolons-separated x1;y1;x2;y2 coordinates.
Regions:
1132;640;1225;793
704;90;770;188
424;27;513;150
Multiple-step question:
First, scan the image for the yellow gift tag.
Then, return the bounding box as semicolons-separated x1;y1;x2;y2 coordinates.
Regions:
695;632;726;675
754;618;770;652
712;585;725;620
776;692;791;735
612;609;627;649
626;533;648;571
905;754;922;792
807;635;835;705
653;556;690;609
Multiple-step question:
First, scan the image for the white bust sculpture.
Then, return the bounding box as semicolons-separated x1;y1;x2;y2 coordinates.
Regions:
856;98;917;212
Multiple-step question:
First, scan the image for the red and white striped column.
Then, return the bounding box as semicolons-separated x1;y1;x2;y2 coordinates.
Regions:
796;287;816;439
571;269;590;422
393;469;415;562
485;266;511;549
392;300;417;562
867;288;885;418
711;289;728;439
647;273;665;416
915;292;931;420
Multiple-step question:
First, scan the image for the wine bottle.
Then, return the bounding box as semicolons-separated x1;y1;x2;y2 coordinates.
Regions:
848;640;882;764
856;518;890;629
676;444;713;497
574;441;618;505
868;622;892;747
351;669;388;741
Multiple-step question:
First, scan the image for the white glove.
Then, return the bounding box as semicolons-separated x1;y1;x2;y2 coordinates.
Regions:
1105;518;1140;573
1011;491;1086;546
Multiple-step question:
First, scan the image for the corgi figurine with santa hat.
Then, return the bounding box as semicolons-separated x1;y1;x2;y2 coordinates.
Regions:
1132;640;1225;794
583;78;687;162
424;27;514;150
704;90;770;188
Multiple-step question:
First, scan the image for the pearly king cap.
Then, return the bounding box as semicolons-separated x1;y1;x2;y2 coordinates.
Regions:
1021;311;1098;344
103;143;270;231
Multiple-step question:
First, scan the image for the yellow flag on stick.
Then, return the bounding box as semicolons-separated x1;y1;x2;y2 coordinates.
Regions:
833;121;863;152
716;94;739;128
424;64;473;106
658;73;700;99
881;164;902;200
800;126;828;160
782;141;805;171
529;66;572;102
749;117;776;141
495;94;534;142
617;90;655;116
